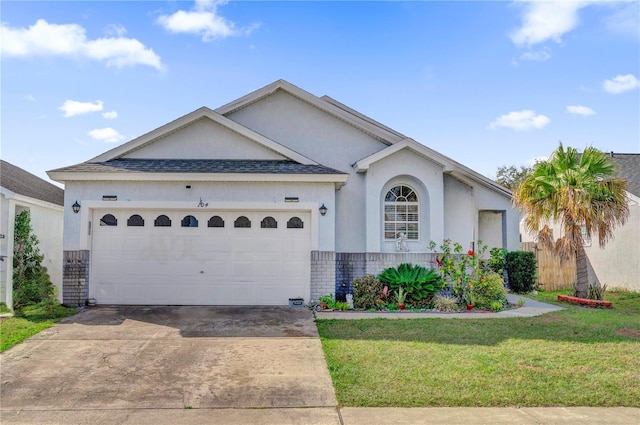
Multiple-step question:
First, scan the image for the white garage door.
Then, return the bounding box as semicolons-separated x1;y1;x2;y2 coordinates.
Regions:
90;210;311;305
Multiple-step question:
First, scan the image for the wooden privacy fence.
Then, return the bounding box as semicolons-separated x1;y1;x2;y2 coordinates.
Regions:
520;242;576;291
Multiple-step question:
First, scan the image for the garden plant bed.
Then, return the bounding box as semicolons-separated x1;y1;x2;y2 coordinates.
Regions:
557;294;612;308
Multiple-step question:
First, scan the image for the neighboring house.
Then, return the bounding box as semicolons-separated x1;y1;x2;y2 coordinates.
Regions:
48;80;519;306
1;160;64;308
520;153;640;292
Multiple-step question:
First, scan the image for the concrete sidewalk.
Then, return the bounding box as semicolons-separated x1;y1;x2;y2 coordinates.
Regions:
2;407;638;424
316;294;563;319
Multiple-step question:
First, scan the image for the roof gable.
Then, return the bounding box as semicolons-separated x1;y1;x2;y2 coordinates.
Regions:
216;80;404;145
90;107;317;165
1;160;64;206
122;117;287;161
354;139;513;198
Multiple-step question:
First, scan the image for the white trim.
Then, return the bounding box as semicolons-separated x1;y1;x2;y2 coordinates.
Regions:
216;80;404;145
355;138;513;198
47;171;349;187
88;107;318;165
80;201;321;251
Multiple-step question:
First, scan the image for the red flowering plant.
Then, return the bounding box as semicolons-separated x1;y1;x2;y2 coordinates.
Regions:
428;239;488;306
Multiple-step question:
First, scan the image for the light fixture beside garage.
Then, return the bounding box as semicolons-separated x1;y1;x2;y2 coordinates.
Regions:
319;203;328;216
72;201;81;214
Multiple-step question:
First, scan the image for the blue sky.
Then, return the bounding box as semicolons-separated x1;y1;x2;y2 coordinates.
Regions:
2;0;639;186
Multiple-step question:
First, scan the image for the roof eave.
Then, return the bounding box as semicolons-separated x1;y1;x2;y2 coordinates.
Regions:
47;170;348;186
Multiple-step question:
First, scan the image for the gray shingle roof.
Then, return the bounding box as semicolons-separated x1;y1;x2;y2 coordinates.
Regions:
49;159;346;175
1;160;64;206
609;153;640;197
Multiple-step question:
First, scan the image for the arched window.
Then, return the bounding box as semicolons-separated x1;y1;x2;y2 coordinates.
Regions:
234;216;251;228
208;216;224;228
181;215;198;227
287;217;304;229
100;214;117;226
384;185;418;240
127;214;145;227
261;216;277;229
154;215;171;227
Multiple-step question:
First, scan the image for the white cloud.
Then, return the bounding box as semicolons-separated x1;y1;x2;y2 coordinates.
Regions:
604;2;640;38
88;127;125;143
157;0;259;41
0;19;163;70
59;100;103;117
603;74;639;94
510;1;587;47
518;47;551;63
566;105;596;116
102;110;118;119
25;94;36;101
488;110;550;131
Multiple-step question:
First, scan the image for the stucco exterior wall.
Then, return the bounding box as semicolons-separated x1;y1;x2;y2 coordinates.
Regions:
443;175;475;249
584;195;639;291
474;182;520;251
63;180;336;253
479;211;504;250
365;149;444;253
225;90;387;253
123;118;286;160
0;192;64;308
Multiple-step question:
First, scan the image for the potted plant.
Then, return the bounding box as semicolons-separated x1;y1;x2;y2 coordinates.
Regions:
318;294;335;310
396;287;407;310
463;291;475;310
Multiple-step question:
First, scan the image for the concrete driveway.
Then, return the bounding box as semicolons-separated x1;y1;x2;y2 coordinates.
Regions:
1;306;337;420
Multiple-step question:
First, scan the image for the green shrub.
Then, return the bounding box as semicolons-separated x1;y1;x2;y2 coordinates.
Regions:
12;210;55;309
505;251;537;293
472;272;507;310
488;247;508;274
353;275;383;309
377;263;443;306
433;294;458;312
587;282;608;300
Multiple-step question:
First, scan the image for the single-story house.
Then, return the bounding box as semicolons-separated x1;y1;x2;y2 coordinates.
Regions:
48;80;519;306
520;152;640;292
1;160;65;309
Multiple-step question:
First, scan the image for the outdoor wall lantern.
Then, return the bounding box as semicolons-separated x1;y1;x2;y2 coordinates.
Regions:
319;203;328;216
72;201;81;214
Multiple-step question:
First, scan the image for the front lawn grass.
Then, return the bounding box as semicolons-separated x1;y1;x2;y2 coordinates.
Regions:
316;290;640;407
0;302;77;352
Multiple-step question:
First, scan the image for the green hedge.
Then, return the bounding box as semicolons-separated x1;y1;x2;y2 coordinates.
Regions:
505;251;537;293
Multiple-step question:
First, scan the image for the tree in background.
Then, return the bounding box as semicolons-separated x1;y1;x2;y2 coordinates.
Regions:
495;164;532;189
13;210;55;309
512;144;629;298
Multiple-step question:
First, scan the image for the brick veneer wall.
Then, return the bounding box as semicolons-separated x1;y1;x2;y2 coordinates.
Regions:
62;250;90;306
311;251;438;302
310;251;336;302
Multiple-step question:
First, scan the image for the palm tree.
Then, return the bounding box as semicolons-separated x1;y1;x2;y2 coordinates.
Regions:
513;144;629;298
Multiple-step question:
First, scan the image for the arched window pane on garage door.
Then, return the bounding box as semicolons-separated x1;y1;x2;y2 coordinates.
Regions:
234;216;251;228
208;216;224;228
287;217;304;229
100;214;117;226
384;185;419;240
181;215;198;227
127;214;144;227
261;216;277;228
154;215;171;227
